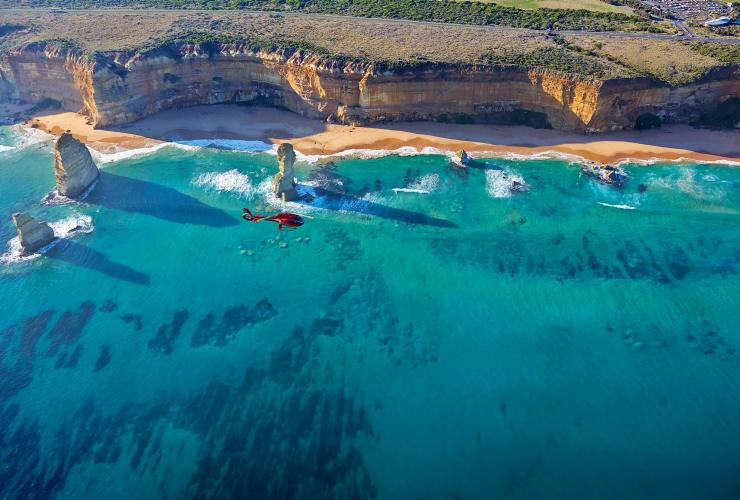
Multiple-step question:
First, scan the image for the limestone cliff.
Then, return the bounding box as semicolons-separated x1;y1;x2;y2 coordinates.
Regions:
12;213;55;254
0;43;738;132
54;132;99;197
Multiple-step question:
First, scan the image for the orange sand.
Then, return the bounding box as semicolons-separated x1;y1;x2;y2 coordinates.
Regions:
29;105;739;164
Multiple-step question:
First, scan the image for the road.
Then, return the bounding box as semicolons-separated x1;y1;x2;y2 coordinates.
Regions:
2;6;740;44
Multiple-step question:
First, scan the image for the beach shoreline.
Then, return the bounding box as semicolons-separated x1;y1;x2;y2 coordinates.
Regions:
25;104;740;164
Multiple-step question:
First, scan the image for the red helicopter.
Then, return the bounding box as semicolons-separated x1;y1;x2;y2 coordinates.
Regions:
242;208;311;230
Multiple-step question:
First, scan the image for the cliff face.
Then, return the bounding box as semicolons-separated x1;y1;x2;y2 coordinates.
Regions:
0;45;96;114
1;43;738;132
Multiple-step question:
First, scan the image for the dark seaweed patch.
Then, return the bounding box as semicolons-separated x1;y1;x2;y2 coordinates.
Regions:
0;311;54;399
310;315;345;337
662;242;691;280
19;310;54;363
121;313;143;331
148;311;189;355
47;301;95;357
1;312;378;499
93;345;112;373
687;329;729;355
324;228;362;271
616;241;670;284
191;300;277;348
54;344;84;370
99;300;118;313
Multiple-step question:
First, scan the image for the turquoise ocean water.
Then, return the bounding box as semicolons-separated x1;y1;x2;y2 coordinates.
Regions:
0;125;739;499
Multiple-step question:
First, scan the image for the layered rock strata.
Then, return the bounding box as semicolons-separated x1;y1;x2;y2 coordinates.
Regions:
12;213;55;254
54;132;99;197
0;43;738;132
273;143;300;201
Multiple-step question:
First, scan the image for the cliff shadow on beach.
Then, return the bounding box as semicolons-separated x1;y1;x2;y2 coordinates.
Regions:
46;240;150;286
86;172;238;228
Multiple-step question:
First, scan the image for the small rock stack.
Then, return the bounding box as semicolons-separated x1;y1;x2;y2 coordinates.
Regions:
12;213;55;254
54;132;99;197
272;143;300;201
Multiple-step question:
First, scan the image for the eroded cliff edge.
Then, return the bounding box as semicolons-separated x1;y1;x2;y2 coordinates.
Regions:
1;42;738;133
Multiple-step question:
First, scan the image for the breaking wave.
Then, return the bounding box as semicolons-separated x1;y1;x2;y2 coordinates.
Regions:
294;146;451;164
90;139;274;165
615;157;740;167
0;125;53;154
647;167;729;201
192;169;262;199
598;202;636;210
90;142;199;165
393;173;440;194
0;213;94;265
485;169;526;199
409;173;440;192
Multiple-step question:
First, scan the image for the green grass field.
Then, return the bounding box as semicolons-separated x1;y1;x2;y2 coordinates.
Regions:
459;0;631;14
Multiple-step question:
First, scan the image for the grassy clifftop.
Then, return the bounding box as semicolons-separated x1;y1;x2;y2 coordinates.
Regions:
0;0;671;32
0;10;737;84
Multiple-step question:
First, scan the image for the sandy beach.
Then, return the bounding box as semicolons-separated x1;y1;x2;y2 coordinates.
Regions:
28;105;740;164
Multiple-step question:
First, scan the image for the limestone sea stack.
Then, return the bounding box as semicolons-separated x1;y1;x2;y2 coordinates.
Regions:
12;213;56;254
272;143;300;201
451;150;471;168
54;132;99;197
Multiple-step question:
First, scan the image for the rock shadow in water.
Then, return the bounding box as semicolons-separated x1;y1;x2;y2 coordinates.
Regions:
46;240;151;286
86;172;238;228
300;186;459;229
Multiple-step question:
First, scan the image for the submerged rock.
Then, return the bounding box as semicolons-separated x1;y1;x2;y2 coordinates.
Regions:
12;213;55;254
54;132;99;197
272;142;300;201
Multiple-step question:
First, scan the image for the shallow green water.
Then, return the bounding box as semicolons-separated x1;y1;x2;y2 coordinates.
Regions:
1;126;739;499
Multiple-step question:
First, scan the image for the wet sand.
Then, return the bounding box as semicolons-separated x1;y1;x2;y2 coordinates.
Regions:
28;105;740;164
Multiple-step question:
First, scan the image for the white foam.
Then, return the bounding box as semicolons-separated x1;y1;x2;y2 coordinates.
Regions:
648;167;728;201
615;157;740;167
598;202;636;210
409;173;440;193
90;142;199;165
485;169;526;199
294;146;425;164
392;188;430;194
0;213;93;265
394;173;439;194
193;169;259;198
3;125;54;152
256;179;324;215
49;213;94;237
41;178;99;205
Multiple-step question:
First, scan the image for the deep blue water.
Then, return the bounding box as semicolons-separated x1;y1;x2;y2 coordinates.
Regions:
1;126;739;499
